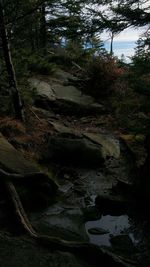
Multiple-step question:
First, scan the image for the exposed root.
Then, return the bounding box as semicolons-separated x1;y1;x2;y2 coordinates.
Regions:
1;169;136;267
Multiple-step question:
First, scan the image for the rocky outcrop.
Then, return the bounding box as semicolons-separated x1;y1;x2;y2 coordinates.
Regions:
41;119;121;167
29;69;105;115
47;133;120;167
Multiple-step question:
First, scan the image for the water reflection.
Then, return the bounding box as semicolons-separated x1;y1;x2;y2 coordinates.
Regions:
85;214;139;247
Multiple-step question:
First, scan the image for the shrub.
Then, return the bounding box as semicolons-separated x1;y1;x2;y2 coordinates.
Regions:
130;39;150;95
12;48;56;76
81;57;119;99
47;51;72;66
47;43;88;68
111;80;149;133
130;74;150;96
28;54;56;75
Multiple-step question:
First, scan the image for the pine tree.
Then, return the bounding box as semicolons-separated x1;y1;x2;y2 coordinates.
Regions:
0;0;24;121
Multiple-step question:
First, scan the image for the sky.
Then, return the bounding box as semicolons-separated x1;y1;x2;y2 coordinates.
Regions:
101;26;148;60
113;28;143;41
100;0;149;42
101;26;146;42
92;1;149;60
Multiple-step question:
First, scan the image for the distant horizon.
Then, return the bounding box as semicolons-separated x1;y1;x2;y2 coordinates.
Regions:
104;40;137;61
85;39;137;61
101;26;147;42
105;40;137;43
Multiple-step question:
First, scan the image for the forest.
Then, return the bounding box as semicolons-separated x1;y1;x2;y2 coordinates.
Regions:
0;0;150;266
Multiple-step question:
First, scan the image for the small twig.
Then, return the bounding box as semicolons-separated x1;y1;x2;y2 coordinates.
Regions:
28;106;42;122
71;61;85;72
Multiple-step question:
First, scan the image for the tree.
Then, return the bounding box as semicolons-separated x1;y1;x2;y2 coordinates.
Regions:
0;0;24;121
110;0;150;27
94;0;149;30
86;1;127;55
46;0;88;46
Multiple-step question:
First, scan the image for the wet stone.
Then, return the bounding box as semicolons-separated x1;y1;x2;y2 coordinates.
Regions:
88;227;109;235
110;234;135;254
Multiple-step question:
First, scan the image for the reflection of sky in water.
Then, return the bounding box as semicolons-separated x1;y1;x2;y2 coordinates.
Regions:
104;41;137;61
85;214;139;247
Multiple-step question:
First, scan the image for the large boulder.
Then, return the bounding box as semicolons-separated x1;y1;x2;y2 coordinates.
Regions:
48;136;104;167
29;75;105;115
84;133;120;159
50;69;79;84
0;134;57;209
110;235;135;255
45;129;120;167
95;194;132;214
0;133;38;175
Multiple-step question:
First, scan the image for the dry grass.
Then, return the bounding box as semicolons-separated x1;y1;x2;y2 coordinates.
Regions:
0;117;26;137
0;109;54;162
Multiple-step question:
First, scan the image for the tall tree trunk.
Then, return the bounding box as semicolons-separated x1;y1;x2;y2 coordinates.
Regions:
110;32;114;56
29;24;35;52
40;3;47;52
0;0;24;121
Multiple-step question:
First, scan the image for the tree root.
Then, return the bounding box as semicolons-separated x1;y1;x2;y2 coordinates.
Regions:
1;169;136;267
0;168;55;183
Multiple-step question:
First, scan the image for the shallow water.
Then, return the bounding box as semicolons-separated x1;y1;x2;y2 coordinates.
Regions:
85;214;140;247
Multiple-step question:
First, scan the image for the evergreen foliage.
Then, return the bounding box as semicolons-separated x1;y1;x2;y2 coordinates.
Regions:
0;0;150;127
130;31;150;96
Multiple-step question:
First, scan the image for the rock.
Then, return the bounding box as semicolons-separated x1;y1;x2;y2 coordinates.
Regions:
88;227;109;235
0;231;90;267
120;133;145;168
0;134;57;210
139;134;150;203
95;194;132;214
49;121;74;135
0;133;38;175
110;235;135;253
28;78;56;100
52;69;78;84
32;206;88;242
84;133;120;159
29;76;105;115
48;136;104;167
82;207;101;221
45;131;121;167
